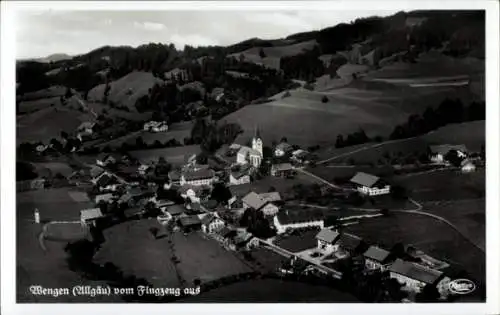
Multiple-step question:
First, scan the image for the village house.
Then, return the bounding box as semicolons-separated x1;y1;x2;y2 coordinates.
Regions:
229;164;252;186
227;196;244;210
350;172;391;196
80;208;104;227
178;215;202;232
200;213;225;234
274;142;293;157
89;165;105;179
165;204;185;217
461;159;477;173
259;192;283;205
96;153;120;167
35;144;48;154
180;168;216;186
137;164;151;176
242;192;279;216
235;128;263;168
315;229;341;253
363;245;396;271
167;170;181;185
388;259;445;293
77;121;96;136
270;163;295;177
336;233;368;256
178;185;203;203
273;210;324;234
143;121;169;132
92;172;122;192
429;144;468;163
291;149;310;164
94;193;115;204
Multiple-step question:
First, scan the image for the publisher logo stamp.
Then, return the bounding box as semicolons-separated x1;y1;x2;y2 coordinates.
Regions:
448;279;476;295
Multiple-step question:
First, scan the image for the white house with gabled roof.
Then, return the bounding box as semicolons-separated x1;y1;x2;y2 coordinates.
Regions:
350;172;390;196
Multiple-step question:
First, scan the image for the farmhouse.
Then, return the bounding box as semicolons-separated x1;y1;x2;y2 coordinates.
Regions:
274;142;293;157
350;172;391;196
336;233;367;256
180;168;216;186
201;213;225;234
259;192;282;204
461;159;476;173
178;215;202;232
429;144;468;163
95;193;115;204
137;164;151;176
178;184;211;203
80;208;103;227
291;149;310;164
92;172;122;192
235;128;263;168
388;259;444;293
273;210;324;234
270;163;294;177
77;121;96;135
229;164;252;186
143;121;169;132
165;204;185;217
242;192;279;216
89;165;105;179
96;153;120;167
363;245;395;271
315;229;340;253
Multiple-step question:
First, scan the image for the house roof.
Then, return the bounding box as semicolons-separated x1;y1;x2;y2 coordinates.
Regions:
275;142;293;151
201;213;221;226
95;173;119;187
219;227;237;238
179;215;202;226
78;121;95;130
429;144;468;155
231;164;252;179
337;233;364;251
90;165;105;178
95;193;115;203
97;153;109;161
238;146;262;158
363;245;392;263
119;193;133;203
166;204;185;215
315;229;340;243
389;259;443;284
178;184;204;195
259;192;282;203
272;163;293;172
350;172;380;188
182;168;215;181
168;170;181;181
292;149;308;156
242;192;267;210
80;208;103;221
276;209;324;225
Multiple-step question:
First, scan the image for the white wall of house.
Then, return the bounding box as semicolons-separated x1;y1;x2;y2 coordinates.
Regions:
229;174;251;185
180;176;215;186
202;219;225;234
275;149;285;157
274;216;324;234
365;259;388;271
357;185;391;196
261;203;279;216
390;272;427;292
317;239;338;253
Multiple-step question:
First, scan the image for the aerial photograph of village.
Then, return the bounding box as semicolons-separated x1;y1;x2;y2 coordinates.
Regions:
14;8;486;304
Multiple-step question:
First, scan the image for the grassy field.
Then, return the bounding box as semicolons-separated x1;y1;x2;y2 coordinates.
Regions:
226;81;475;148
228;40;317;70
18;96;63;114
16;188;109;302
173;231;252;284
274;229;318;253
128;145;201;166
85;101;152;122
87;71;163;111
344;212;485;287
182;278;359;302
307;165;395;182
394;168;485;201
17;106;94;144
422;120;485;152
18;85;67;102
33;162;74;178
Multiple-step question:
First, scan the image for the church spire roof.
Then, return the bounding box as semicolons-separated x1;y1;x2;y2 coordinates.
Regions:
254;125;261;139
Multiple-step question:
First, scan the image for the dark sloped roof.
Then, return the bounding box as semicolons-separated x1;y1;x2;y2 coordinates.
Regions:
259;192;282;203
166;204;185;215
96;173;119;187
276;209;324;225
389;259;443;284
242;192;267;210
231;164;252;179
275;142;293;151
179;215;202;226
315;229;340;243
201;213;218;225
350;172;380;188
337;233;364;251
183;168;215;181
363;245;392;263
271;163;293;172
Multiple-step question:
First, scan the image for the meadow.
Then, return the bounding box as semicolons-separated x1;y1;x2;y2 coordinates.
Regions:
128;145;201;166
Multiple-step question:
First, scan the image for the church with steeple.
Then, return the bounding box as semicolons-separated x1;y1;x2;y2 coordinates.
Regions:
236;126;263;168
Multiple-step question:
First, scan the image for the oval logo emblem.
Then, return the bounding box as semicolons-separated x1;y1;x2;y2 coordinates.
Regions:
448;279;476;295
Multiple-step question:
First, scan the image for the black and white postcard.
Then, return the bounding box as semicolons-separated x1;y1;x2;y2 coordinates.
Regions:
1;1;499;315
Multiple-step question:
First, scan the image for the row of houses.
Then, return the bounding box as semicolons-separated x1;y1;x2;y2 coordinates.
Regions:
314;228;448;294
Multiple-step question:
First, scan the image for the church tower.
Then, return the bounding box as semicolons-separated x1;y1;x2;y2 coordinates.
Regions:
251;125;263;156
